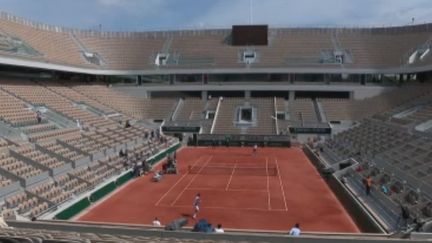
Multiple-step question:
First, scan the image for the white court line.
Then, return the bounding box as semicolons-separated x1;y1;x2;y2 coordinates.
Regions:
275;157;288;211
157;204;281;212
154;155;204;206
266;157;271;210
187;187;268;193
169;155;213;206
225;162;237;191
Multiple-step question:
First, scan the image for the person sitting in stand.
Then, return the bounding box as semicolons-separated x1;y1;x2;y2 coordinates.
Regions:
119;149;126;158
125;120;131;128
36;111;42;124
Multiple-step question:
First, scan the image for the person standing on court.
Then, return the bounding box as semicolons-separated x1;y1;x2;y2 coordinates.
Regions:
192;193;201;219
252;144;258;156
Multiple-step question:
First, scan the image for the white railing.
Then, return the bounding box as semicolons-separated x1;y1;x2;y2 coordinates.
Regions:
273;97;279;135
210;97;222;134
170;98;183;121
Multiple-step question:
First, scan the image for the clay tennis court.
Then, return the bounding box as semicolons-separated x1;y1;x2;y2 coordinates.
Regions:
78;147;359;232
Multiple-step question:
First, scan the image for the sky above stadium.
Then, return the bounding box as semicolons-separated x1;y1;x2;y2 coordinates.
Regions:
1;0;432;31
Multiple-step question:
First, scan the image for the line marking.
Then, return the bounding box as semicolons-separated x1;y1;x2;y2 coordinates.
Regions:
155;155;204;206
266;157;271;210
170;155;213;206
187;187;268;193
275;157;288;211
225;162;237;191
157;204;280;212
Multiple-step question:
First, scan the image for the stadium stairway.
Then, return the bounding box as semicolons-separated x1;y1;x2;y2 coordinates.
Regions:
0;121;24;140
314;99;327;122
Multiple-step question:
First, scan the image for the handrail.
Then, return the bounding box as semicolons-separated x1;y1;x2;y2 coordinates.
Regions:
273;97;279;135
210;97;222;134
170;98;183;121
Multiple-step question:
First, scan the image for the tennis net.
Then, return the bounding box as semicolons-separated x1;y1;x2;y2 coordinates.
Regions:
187;165;278;176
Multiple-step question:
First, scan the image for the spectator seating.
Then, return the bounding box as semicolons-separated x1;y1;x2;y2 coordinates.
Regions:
0;137;10;149
0;224;226;243
1;13;432;70
61;133;110;155
247;98;276;135
319;98;352;121
38;141;85;162
69;166;104;187
0;89;38;127
4;191;49;217
212;98;247;134
321;119;432;222
289;98;318;123
0;175;12;188
27;180;71;205
43;82;117;114
1;80;117;129
0;153;43;180
174;98;207;121
55;174;88;195
27;127;80;143
71;83;146;119
15;145;66;170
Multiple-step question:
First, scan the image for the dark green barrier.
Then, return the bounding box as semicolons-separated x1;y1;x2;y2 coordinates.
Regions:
55;143;180;219
89;182;116;203
116;172;133;186
148;143;180;165
55;197;90;220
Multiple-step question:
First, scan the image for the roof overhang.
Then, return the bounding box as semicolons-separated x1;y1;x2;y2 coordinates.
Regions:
1;55;432;76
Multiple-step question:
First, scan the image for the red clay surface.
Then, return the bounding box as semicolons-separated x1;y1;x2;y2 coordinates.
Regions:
78;147;360;232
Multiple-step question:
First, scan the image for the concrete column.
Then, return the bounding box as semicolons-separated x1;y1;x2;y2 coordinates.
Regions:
349;91;354;100
245;90;251;99
289;91;295;101
201;91;208;100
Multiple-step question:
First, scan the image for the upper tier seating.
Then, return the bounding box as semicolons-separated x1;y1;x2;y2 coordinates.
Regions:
2;13;432;70
0;89;38;127
1;80;117;129
43;82;117;114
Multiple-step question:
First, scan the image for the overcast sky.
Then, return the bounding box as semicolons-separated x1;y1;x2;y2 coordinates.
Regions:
1;0;432;31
